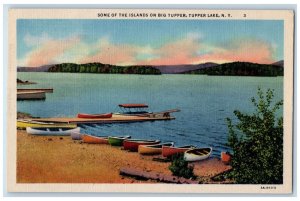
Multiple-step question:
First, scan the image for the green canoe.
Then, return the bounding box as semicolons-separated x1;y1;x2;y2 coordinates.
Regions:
108;136;131;146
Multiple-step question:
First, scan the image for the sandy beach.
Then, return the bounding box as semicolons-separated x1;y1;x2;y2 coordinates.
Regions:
17;130;231;184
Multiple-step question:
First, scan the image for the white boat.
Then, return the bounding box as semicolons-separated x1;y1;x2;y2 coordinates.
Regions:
26;127;80;136
184;147;212;162
18;119;55;125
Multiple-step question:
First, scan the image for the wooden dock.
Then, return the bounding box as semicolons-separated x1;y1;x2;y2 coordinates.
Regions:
17;91;46;100
17;88;53;93
31;114;175;124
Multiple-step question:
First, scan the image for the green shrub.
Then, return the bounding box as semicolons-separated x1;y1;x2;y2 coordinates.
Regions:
226;88;283;184
168;153;195;179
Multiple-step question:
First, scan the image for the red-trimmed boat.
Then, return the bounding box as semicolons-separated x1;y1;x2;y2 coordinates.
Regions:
81;134;109;144
116;103;180;118
138;142;174;155
118;103;149;108
118;103;149;115
162;145;196;158
123;139;161;152
77;113;113;119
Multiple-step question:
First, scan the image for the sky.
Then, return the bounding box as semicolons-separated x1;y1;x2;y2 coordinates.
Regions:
17;19;283;67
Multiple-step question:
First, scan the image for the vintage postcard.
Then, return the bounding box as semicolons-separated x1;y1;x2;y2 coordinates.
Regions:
7;8;294;193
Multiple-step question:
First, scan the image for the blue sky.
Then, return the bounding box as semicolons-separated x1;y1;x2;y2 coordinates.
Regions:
17;19;283;67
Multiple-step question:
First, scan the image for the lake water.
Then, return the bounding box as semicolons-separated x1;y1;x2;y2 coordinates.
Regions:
17;73;283;156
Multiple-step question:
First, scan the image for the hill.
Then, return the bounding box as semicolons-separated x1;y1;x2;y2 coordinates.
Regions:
153;62;217;74
184;62;283;76
272;60;284;67
17;62;217;74
47;62;161;75
17;64;54;72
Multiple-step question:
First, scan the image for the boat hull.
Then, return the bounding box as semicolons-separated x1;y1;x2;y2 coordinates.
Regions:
138;146;163;155
71;132;82;140
184;148;212;162
77;113;112;119
17;120;76;130
81;134;109;144
26;127;80;136
108;136;131;146
17;91;46;100
123;140;161;152
138;143;174;155
17;88;53;93
162;145;195;158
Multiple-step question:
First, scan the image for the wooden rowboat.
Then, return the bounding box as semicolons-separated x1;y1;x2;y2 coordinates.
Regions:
138;142;174;155
184;148;212;162
71;132;82;140
26;127;80;136
162;145;196;158
123;139;161;152
108;136;131;146
81;134;109;144
17;119;76;129
77;113;112;119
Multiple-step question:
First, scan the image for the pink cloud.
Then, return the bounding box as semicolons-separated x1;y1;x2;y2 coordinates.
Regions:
80;39;139;66
197;39;275;64
25;37;80;67
80;34;202;66
138;34;201;65
138;36;201;66
141;38;276;65
21;34;277;67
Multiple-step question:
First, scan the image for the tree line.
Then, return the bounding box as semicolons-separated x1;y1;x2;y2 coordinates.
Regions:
184;62;283;76
48;62;161;75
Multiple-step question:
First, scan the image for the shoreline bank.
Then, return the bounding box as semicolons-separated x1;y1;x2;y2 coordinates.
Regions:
17;130;232;183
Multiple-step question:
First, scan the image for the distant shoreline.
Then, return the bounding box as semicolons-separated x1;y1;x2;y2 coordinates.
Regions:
17;78;36;85
17;61;284;76
17;71;284;77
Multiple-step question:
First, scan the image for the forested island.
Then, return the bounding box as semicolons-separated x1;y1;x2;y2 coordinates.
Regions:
17;78;36;85
19;61;284;77
183;62;283;76
47;62;161;75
